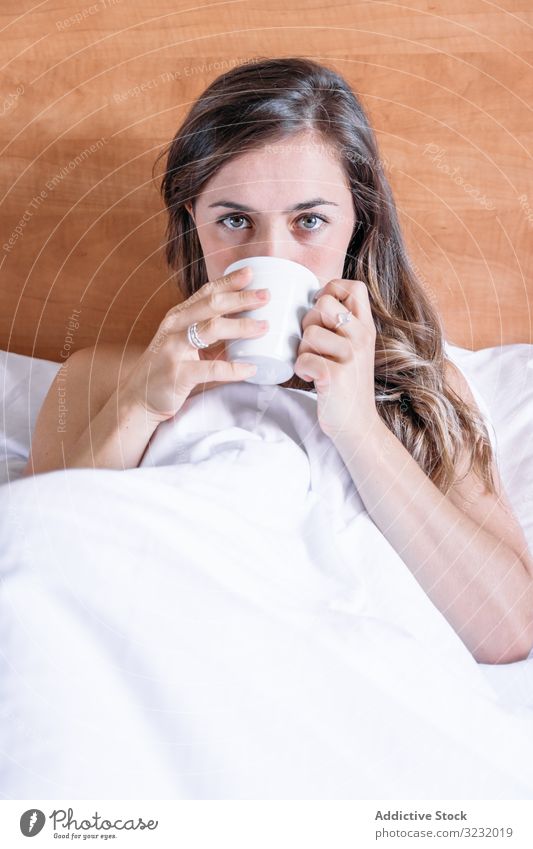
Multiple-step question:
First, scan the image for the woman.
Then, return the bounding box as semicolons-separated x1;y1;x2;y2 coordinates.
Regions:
25;57;532;664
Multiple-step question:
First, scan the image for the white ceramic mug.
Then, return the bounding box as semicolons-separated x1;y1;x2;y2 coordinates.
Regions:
224;256;320;384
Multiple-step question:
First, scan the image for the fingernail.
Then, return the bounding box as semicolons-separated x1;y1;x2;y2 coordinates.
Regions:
312;287;324;303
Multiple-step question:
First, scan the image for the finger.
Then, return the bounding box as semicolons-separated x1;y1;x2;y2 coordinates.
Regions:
198;339;226;363
304;293;371;347
186;357;259;387
167;313;269;354
161;267;270;334
168;265;255;317
309;279;374;332
302;293;357;335
295;352;341;387
298;323;351;362
189;265;254;307
344;279;374;331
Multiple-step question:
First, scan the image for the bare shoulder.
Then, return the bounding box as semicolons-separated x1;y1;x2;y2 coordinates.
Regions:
22;341;146;476
444;358;472;399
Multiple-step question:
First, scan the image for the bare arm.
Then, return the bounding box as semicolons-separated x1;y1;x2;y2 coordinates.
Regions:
330;354;533;670
62;385;161;471
62;373;249;471
22;344;159;476
24;266;268;476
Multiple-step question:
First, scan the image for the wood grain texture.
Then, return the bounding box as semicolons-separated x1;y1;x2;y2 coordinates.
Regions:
1;0;531;362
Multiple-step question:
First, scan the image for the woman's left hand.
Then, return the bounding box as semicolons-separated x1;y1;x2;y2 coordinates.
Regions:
294;278;379;441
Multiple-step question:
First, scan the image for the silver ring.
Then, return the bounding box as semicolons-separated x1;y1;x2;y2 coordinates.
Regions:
334;310;353;330
187;322;210;349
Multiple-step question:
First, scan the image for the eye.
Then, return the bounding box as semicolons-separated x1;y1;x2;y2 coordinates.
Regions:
217;214;251;230
216;213;328;232
297;214;327;231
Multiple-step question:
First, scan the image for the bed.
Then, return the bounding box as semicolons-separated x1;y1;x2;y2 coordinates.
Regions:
1;0;533;800
0;340;532;799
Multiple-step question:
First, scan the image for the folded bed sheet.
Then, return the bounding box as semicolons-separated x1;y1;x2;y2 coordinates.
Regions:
0;341;532;799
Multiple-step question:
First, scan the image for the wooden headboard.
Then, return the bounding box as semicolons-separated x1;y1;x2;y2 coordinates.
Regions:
1;1;531;363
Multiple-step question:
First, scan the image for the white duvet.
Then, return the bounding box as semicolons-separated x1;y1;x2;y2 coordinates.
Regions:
1;373;533;799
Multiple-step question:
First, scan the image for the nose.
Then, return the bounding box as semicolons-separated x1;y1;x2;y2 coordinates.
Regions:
241;220;298;262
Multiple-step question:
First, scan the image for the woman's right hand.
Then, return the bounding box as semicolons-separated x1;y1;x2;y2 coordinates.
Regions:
119;266;271;423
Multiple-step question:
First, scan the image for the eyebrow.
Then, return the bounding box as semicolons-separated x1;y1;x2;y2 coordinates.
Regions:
207;197;339;213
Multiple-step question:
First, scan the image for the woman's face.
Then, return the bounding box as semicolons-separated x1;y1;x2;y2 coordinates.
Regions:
185;131;356;285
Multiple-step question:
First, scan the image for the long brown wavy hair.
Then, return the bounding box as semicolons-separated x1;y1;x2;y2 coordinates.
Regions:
153;56;496;497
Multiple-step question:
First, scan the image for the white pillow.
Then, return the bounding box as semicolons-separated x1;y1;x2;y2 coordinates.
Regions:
1;343;532;555
0;350;61;484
